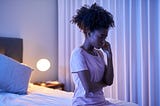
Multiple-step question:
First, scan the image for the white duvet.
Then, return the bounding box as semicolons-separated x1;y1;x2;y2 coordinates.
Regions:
0;84;138;106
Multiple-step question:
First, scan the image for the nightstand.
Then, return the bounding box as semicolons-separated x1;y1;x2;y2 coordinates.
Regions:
33;81;64;90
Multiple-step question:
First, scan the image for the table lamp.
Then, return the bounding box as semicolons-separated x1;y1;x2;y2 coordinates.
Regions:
36;58;51;71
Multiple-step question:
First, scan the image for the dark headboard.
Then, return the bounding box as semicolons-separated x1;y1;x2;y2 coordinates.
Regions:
0;37;23;63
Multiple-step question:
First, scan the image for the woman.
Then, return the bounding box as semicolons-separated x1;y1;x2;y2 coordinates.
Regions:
70;3;115;106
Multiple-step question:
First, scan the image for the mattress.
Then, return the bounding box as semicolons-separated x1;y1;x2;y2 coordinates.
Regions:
0;83;138;106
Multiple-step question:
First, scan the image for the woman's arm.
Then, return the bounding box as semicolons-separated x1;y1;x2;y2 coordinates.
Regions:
102;41;114;85
78;70;106;94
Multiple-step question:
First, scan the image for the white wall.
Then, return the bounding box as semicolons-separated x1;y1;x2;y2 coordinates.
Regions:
0;0;58;82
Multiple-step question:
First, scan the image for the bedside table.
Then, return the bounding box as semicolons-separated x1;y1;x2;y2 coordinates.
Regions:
33;81;64;90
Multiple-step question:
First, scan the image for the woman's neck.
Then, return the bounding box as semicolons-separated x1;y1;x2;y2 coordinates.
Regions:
82;39;93;50
81;40;97;56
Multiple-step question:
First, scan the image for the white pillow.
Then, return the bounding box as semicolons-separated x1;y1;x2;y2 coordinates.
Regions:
0;54;32;94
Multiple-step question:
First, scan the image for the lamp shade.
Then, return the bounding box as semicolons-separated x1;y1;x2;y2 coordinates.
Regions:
36;59;51;71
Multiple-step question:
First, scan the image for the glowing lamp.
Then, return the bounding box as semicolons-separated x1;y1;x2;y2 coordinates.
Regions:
36;59;51;71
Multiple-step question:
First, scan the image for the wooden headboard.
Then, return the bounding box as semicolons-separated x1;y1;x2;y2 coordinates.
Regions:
0;37;23;63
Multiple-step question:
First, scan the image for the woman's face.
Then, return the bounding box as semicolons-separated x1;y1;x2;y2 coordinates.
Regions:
89;28;108;49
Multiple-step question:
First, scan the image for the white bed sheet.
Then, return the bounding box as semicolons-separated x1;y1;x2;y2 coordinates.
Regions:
0;83;138;106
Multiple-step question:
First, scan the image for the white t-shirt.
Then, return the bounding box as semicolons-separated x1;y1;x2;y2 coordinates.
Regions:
70;47;110;106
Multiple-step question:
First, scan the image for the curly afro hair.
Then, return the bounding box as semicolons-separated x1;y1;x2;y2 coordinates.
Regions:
71;3;114;34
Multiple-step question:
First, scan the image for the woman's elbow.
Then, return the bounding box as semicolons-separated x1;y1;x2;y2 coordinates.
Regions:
104;76;114;86
106;80;113;86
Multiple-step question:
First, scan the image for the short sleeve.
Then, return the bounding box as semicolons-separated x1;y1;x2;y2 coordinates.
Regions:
70;48;88;73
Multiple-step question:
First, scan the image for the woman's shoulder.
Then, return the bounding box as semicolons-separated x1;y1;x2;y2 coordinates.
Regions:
70;47;86;62
72;47;84;54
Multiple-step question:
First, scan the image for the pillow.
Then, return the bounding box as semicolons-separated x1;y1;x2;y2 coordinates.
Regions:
0;54;33;94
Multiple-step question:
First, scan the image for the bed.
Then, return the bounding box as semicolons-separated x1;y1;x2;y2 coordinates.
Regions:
0;37;138;106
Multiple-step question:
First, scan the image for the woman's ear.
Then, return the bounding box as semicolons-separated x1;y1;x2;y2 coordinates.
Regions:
85;30;91;38
87;32;90;36
87;30;91;36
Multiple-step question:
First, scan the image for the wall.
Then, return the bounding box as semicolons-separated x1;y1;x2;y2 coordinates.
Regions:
0;0;58;82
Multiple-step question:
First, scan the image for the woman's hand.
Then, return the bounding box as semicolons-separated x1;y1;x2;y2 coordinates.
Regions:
101;41;112;58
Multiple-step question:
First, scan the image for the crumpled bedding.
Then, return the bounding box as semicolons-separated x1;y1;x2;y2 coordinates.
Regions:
0;83;138;106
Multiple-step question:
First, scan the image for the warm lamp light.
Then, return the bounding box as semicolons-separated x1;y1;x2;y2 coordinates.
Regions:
36;59;51;71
